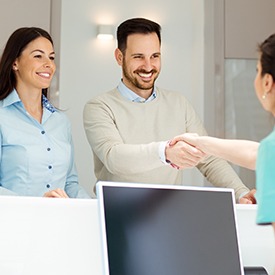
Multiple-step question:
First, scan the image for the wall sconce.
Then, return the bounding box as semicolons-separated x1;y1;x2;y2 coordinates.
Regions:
97;25;114;40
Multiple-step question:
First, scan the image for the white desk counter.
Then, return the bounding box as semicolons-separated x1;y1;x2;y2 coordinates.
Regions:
0;197;274;275
236;204;275;274
0;197;102;275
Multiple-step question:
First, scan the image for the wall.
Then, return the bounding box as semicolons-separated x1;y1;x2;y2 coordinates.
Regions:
0;0;61;106
225;0;275;59
204;0;275;190
59;0;205;196
0;0;51;53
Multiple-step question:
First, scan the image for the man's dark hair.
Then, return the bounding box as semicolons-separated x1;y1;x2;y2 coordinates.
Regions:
117;18;161;53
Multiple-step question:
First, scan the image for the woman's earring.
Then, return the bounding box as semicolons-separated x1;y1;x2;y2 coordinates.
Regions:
262;92;268;100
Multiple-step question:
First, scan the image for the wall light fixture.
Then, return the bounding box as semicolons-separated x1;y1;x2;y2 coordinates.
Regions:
97;25;114;40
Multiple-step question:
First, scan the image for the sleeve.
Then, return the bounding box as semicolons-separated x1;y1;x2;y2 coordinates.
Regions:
197;156;249;200
83;98;164;176
183;99;250;200
64;119;91;199
0;129;19;196
0;187;18;196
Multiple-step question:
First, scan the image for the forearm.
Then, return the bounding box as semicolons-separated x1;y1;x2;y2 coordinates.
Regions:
95;142;164;175
65;184;91;199
197;155;250;201
65;161;91;199
84;101;165;175
196;137;258;170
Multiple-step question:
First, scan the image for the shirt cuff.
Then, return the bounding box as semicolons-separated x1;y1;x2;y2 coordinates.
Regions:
159;141;170;165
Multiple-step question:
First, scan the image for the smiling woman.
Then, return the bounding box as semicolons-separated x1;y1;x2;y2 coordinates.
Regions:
0;27;90;198
13;36;56;122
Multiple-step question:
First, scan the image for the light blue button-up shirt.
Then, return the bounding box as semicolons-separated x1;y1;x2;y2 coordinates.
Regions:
0;89;90;198
118;80;157;103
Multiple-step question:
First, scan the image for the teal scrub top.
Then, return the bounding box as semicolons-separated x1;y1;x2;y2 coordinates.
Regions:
256;128;275;225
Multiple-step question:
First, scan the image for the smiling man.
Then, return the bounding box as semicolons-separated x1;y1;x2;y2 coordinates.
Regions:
83;17;255;203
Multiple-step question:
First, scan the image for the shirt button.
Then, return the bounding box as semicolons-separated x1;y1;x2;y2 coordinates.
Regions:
41;130;45;134
47;148;51;151
48;165;52;169
46;184;51;188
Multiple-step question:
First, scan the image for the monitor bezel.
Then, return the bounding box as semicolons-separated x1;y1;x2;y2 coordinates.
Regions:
96;181;244;275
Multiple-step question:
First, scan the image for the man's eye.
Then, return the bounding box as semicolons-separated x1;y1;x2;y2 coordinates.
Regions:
34;55;42;58
50;56;55;60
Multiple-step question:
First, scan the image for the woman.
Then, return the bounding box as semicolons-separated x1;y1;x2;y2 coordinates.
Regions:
171;34;275;230
0;27;90;198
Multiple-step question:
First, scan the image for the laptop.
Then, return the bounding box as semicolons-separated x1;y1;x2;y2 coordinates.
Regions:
97;181;245;275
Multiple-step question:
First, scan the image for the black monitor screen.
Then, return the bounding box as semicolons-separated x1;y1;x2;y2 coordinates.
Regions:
98;183;243;275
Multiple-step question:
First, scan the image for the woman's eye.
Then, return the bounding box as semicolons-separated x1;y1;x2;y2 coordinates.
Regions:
50;56;55;60
34;55;42;58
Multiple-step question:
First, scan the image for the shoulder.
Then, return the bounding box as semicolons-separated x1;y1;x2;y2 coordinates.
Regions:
83;88;127;117
85;88;119;105
156;87;191;102
155;87;195;109
260;129;275;146
258;129;275;157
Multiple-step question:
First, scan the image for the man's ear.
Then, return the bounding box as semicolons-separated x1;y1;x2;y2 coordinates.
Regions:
114;48;123;65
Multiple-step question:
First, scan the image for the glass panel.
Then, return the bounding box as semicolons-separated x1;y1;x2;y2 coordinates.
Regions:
224;59;274;189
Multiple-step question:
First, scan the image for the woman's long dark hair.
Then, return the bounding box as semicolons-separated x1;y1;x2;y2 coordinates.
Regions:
0;27;54;100
258;33;275;80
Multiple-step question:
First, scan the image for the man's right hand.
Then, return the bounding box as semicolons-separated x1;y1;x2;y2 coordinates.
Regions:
165;140;206;169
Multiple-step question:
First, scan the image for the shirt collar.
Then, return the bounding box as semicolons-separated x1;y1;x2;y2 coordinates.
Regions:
117;80;157;103
2;89;56;113
42;95;56;113
2;89;21;107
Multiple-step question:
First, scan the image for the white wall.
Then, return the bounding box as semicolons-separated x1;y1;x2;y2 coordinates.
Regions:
59;0;205;196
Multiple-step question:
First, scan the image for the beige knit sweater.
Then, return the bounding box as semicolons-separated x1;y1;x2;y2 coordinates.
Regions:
83;87;249;200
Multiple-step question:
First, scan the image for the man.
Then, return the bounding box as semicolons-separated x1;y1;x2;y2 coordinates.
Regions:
83;17;255;203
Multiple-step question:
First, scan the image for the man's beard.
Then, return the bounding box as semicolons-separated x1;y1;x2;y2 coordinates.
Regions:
122;64;159;91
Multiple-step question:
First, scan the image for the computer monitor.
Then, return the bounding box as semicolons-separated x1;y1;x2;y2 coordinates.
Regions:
97;181;244;275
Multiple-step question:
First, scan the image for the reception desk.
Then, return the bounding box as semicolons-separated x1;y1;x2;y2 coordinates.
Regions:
0;197;274;275
236;204;275;273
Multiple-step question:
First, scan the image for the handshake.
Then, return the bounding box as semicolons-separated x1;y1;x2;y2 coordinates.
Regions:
165;133;208;170
166;133;258;171
166;133;258;204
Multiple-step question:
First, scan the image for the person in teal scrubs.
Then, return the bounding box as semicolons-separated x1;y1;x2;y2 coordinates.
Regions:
253;34;275;228
170;34;275;228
